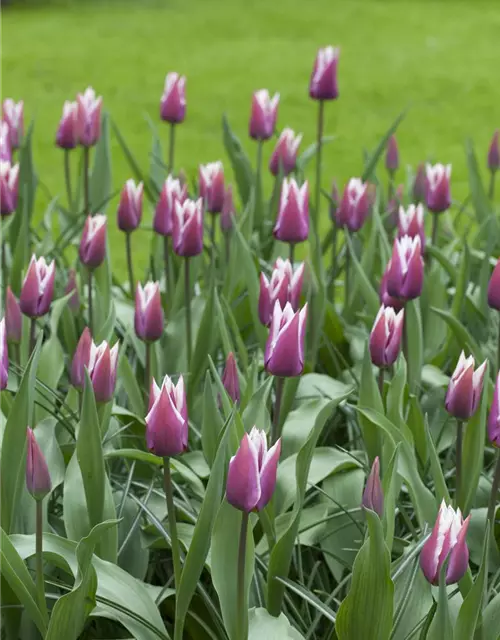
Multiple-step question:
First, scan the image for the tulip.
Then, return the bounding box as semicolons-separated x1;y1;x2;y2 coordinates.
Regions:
273;178;309;244
117;179;143;232
2;99;24;149
259;258;304;326
172;198;204;257
445;352;486;421
386;235;424;301
413;163;426;204
420;501;470;585
76;87;102;147
309;46;339;101
153;176;187;236
387;184;404;228
362;457;383;517
336;178;371;232
265;301;307;377
369;305;404;369
222;352;240;404
0;122;11;162
488;372;500;447
160;72;186;124
488;259;500;310
79;214;107;268
0;318;7;391
199;161;225;214
249;90;280;141
379;266;404;312
385;135;399;174
0;161;19;216
220;185;235;233
71;328;93;389
398;204;426;250
135;282;164;342
20;255;56;318
488;130;500;173
269;128;302;176
227;427;281;512
426;163;451;214
5;287;22;343
146;375;188;457
56;101;79;149
70;329;119;402
64;269;80;314
26;427;52;500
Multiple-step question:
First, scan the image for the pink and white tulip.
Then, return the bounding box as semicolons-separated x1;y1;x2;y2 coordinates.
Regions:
386;235;424;301
154;176;187;236
160;72;186;124
362;457;383;518
265;301;307;377
259;258;304;326
220;185;235;233
222;352;240;404
369;305;404;369
2;99;24;149
426;163;451;214
146;375;188;457
0;122;11;162
79;214;107;268
309;46;339;101
76;87;102;147
336;178;371;232
249;90;279;141
5;287;22;343
273;178;309;244
117;180;144;232
135;282;164;342
19;255;56;318
26;427;52;501
172;198;204;257
199;162;225;214
269;128;302;176
445;352;486;420
398;204;425;250
488;130;500;173
0;161;19;216
56;101;79;149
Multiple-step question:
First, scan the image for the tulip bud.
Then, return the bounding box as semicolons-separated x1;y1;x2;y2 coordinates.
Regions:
488;372;500;447
64;269;80;314
76;87;102;147
117;180;144;232
445;352;486;421
0;121;11;162
420;501;470;585
336;178;371;232
160;72;186;124
199;162;225;214
71;328;93;389
398;204;425;250
79;214;107;268
146;375;188;457
20;255;56;318
135;282;164;342
362;457;383;517
26;427;52;501
412;163;426;204
227;427;281;512
369;305;404;369
488;258;500;310
426;163;451;213
70;328;119;402
309;46;339;101
265;301;307;377
379;266;404;312
273;178;309;244
0;318;8;391
259;259;305;326
269;128;302;176
329;180;339;222
386;235;424;301
488;130;500;173
56;101;79;150
5;287;22;343
385;135;399;174
153;176;187;237
2;99;24;149
387;184;404;228
0;161;19;216
172;198;204;257
249;90;280;141
222;352;240;404
220;185;235;233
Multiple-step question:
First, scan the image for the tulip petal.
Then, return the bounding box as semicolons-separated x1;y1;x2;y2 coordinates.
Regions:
226;434;261;512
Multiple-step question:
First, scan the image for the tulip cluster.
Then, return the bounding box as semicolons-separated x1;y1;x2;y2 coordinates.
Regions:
56;87;102;149
154;176;187;236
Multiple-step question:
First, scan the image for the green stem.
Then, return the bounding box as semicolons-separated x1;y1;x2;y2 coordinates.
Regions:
271;377;284;445
29;317;36;357
344;227;350;312
255;139;263;232
145;341;151;393
378;368;384;403
184;257;192;369
330;223;338;303
83;146;90;216
236;511;250;640
35;499;47;619
168;123;176;174
88;269;93;334
314;100;325;225
211;213;217;269
456;420;463;508
163;235;171;313
487;450;500;534
289;243;295;265
163;457;182;593
429;212;439;268
64;149;73;213
125;232;135;297
489;170;496;201
225;231;231;268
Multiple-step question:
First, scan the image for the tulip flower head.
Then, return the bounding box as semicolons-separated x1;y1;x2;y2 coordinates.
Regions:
160;72;186;124
385;135;399;174
76;87;102;147
146;375;188;457
0;121;11;162
222;352;240;404
445;352;486;421
0;161;19;216
386;235;424;301
154;176;187;236
379;265;404;312
269;128;302;176
199;161;225;214
117;180;144;232
79;214;107;268
71;328;119;402
336;178;371;232
135;282;164;343
20;255;56;318
172;198;204;257
26;427;52;501
5;287;22;343
2;99;24;149
64;269;80;314
488;258;500;311
0;318;7;391
488;130;500;173
227;427;281;512
273;178;309;244
309;46;339;101
220;185;235;233
56;101;79;149
420;501;470;585
426;163;451;214
249;90;280;141
488;372;500;447
362;457;383;518
369;305;404;369
398;204;425;250
265;301;307;377
259;258;305;326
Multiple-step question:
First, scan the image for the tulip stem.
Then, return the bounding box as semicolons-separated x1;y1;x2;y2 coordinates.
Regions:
255;140;263;232
489;171;496;201
210;214;217;267
314;100;325;226
271;377;284;445
289;243;295;265
29;318;36;357
163;457;182;592
455;419;463;508
64;149;73;213
35;499;47;619
330;223;338;304
429;213;439;268
184;257;192;369
236;511;250;640
225;231;231;268
487;450;500;535
344;227;350;312
168;123;176;174
378;368;384;402
88;269;93;334
163;235;172;313
83;147;90;216
145;342;151;393
125;232;135;297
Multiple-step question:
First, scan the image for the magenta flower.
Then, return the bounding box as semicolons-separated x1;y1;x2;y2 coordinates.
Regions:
154;176;187;236
385;135;399;174
273;178;309;244
70;328;119;402
117;179;144;232
26;427;52;501
398;204;426;250
488;130;500;172
2;99;24;149
76;87;102;147
79;214;107;268
64;269;80;314
379;265;404;312
0;161;19;216
146;375;188;457
488;258;500;310
445;352;486;421
369;305;404;369
71;328;93;389
227;427;281;512
336;178;371;232
20;255;56;318
199;161;225;214
222;352;240;404
413;163;426;203
265;301;307;377
220;185;235;233
259;258;305;326
0;122;11;162
488;372;500;447
0;318;7;391
362;457;383;517
160;72;186;124
135;281;164;343
5;287;22;343
386;235;424;301
269;128;302;176
172;198;204;257
309;46;339;101
56;101;79;150
249;90;280;141
426;163;451;213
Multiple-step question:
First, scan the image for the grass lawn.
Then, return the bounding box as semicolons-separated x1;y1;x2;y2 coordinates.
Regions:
3;0;500;274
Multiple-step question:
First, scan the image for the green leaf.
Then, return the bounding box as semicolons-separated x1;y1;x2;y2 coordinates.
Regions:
118;339;145;416
242;376;273;434
382;444;400;551
201;372;225;467
361;109;406;182
222;113;254;205
344;232;380;318
482;591;500;640
9;195;30;296
296;136;335;171
190;279;219;396
466;138;493;226
358;344;383;463
111;118;155;202
248;607;305;639
89;112;112;213
430;308;483;366
425;415;451;506
405;299;423;394
427;567;453;640
407;394;427;466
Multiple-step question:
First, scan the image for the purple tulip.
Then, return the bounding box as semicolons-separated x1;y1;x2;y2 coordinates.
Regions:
26;427;52;501
379;266;404;312
369;305;404;369
20;255;56;318
0;318;8;391
269;128;302;177
79;214;107;268
426;163;451;214
386;235;424;301
199;162;225;214
2;99;24;149
0;122;11;162
5;287;22;343
488;130;500;172
220;185;235;233
226;427;281;512
71;328;93;389
420;500;470;585
160;72;186;124
76;87;102;147
265;301;307;377
249;90;280;141
56;101;79;150
413;163;426;204
259;258;305;326
70;328;118;402
64;269;80;314
273;178;309;244
222;352;240;404
398;204;426;250
146;375;188;457
309;46;339;101
154;176;187;236
385;135;399;174
488;258;500;310
172;198;204;257
445;352;487;421
135;282;164;342
362;457;383;517
117;179;144;232
0;161;19;216
336;178;371;232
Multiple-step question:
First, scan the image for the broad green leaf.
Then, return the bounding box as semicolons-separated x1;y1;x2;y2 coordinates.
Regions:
430;308;483;366
407;395;427;466
482;591;500;640
425;415;451;505
344;232;380;318
248;607;305;639
118;338;145;416
222;113;253;206
201;372;225;467
89;112;112;213
358;344;383;463
190;278;219;397
242;376;273;434
9;195;30;296
382;444;400;551
427;567;453;640
405;299;423;394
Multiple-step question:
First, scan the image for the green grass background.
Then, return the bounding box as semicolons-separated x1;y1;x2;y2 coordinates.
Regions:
3;0;500;273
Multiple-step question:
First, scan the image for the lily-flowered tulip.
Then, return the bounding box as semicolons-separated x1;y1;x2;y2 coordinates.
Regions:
79;214;107;268
265;301;307;377
220;185;235;233
0;122;11;162
71;328;93;389
387;235;424;301
2;99;24;149
56;101;78;149
146;375;188;457
222;352;240;404
135;282;164;342
249;90;279;141
64;269;80;314
445;352;487;420
117;180;144;232
259;258;305;326
273;178;309;244
154;176;187;236
269;128;302;176
488;372;500;447
380;266;404;312
172;198;204;257
20;255;56;318
76;87;102;147
309;46;339;101
70;328;119;402
6;287;22;343
362;457;383;517
488;130;500;172
336;178;371;232
369;305;404;369
385;135;399;174
488;258;500;310
26;427;52;501
160;72;186;124
426;163;451;213
398;204;426;250
420;501;470;585
0;318;7;391
199;162;225;214
0;161;19;216
227;427;281;512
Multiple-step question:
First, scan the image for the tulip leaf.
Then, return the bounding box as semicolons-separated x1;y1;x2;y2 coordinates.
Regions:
296;136;336;171
361;109;406;183
466;138;494;226
248;607;305;639
242;376;273;434
222;113;254;206
427;566;453;640
344;232;380;318
358;344;383;464
425;415;451;506
89;112;112;214
429;307;483;366
9;193;30;296
482;591;500;640
190;278;219;398
118;335;145;416
404;298;423;394
201;371;225;467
